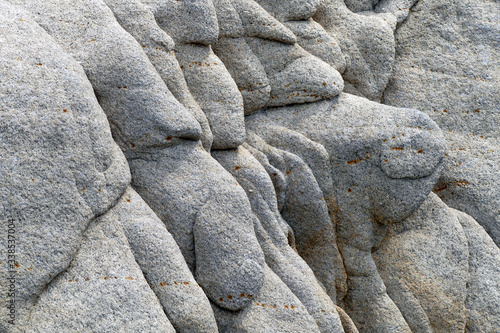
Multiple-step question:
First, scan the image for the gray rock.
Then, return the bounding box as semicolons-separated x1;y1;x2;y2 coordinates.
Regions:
213;265;321;333
144;0;246;149
1;0;499;332
374;0;418;24
373;193;469;332
103;0;214;150
117;187;219;333
246;93;446;332
284;18;347;74
256;0;320;21
211;0;344;110
27;201;175;333
0;3;219;332
127;141;266;311
212;146;345;332
373;192;500;332
254;0;346;73
457;208;500;333
245;36;344;107
143;0;219;45
382;0;500;246
175;43;246;149
314;0;396;101
0;4;129;330
8;0;202;157
243;132;347;303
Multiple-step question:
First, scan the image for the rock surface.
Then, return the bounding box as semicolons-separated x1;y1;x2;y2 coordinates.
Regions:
0;0;498;332
382;0;500;246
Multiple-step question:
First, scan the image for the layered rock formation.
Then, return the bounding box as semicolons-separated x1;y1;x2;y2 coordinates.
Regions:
0;0;498;332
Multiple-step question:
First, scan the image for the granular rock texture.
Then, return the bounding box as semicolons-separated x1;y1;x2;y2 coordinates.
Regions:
0;0;498;332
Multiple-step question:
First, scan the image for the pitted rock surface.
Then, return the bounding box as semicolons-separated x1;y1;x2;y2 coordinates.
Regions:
1;0;499;332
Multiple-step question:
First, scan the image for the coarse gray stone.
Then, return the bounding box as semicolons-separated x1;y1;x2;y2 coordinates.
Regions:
373;192;500;333
245;36;344;107
142;0;220;45
103;0;214;150
0;4;129;330
116;186;219;333
212;146;345;332
0;3;218;333
382;0;500;246
374;0;418;24
284;18;347;74
314;0;396;101
254;0;346;73
457;208;500;333
128;140;343;331
245;129;347;303
211;0;344;111
246;93;446;331
144;0;246;149
212;265;321;333
7;0;202;156
27;202;175;333
127;141;266;311
1;0;499;331
175;43;246;149
373;193;469;332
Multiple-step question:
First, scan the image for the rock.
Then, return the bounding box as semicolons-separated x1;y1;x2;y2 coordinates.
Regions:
127;141;266;311
284;18;347;74
246;93;446;331
243;132;347;303
0;4;129;329
373;192;500;332
374;0;418;24
145;0;246;149
103;0;214;150
1;0;499;331
143;0;219;45
457;208;500;332
255;0;346;73
213;265;321;333
0;3;218;332
27;203;175;333
314;0;396;101
8;0;202;156
175;43;246;149
245;36;344;107
211;0;344;111
373;193;469;332
212;146;345;332
117;187;219;333
382;0;500;246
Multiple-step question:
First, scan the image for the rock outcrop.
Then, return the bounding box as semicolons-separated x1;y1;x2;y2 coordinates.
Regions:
0;0;498;332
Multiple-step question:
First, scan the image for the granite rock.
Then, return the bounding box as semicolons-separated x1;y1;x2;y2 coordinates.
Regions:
373;192;500;333
116;187;219;333
0;3;218;332
128;141;266;311
144;0;246;149
0;4;129;329
1;0;499;331
103;0;214;150
246;93;446;331
27;202;175;333
382;0;500;246
314;0;396;101
8;0;202;156
212;146;345;332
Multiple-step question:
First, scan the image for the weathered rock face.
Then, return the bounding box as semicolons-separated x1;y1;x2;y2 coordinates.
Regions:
0;4;129;330
0;0;498;332
382;0;500;248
